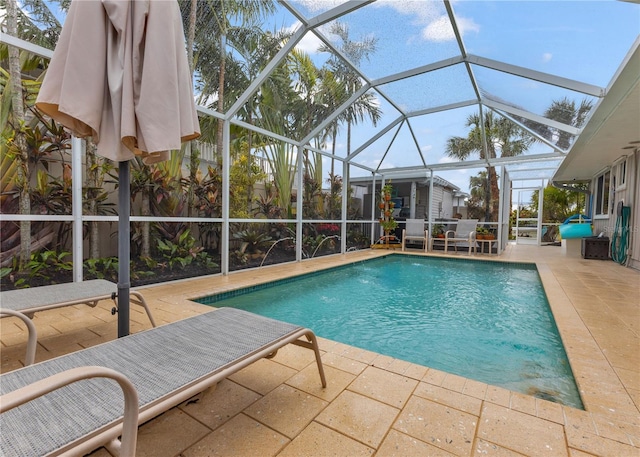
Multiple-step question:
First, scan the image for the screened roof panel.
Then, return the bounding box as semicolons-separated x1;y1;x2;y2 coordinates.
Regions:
285;0;352;18
504;159;563;182
454;0;640;88
332;88;401;158
406;106;481;166
474;66;599;119
377;122;426;170
492;109;578;154
377;63;477;114
317;1;461;81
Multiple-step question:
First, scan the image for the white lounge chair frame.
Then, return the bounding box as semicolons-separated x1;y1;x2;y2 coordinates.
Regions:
0;279;156;327
0;307;326;457
401;219;428;252
444;219;478;254
0;309;37;366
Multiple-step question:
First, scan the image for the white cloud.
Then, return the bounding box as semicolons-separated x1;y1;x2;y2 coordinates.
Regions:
423;16;480;42
281;22;325;55
542;52;553;63
438;155;456;164
375;1;479;43
422;16;455;42
293;0;345;14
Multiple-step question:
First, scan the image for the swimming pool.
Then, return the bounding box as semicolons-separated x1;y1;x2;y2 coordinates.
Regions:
196;255;583;409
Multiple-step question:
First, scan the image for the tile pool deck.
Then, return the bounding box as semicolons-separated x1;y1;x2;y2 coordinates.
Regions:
1;243;638;456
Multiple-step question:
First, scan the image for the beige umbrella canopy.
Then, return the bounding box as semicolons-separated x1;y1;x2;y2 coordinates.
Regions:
36;0;200;336
36;0;200;163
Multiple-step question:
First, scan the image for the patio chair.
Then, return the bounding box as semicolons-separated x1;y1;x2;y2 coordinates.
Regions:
401;219;428;252
444;219;478;254
0;309;37;366
0;307;327;457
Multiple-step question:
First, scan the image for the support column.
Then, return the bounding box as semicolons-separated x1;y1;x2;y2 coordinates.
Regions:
296;145;304;262
341;160;348;253
371;174;377;245
427;171;434;250
117;160;130;338
221;120;230;275
71;136;83;282
410;181;417;219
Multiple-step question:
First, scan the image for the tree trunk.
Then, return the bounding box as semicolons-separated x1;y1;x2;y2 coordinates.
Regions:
7;0;31;268
186;0;198;218
329;125;337;217
187;0;196;75
86;139;100;259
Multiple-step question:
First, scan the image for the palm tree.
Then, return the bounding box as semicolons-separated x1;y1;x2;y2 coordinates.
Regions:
5;0;32;268
466;171;489;220
320;22;381;216
183;0;276;156
445;111;534;221
541;97;593;150
231;28;293;213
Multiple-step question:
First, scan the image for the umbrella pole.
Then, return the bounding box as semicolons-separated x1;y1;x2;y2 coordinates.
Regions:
118;160;131;337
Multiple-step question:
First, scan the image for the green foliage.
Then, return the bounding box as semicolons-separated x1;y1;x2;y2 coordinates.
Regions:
254;185;284;220
83;256;119;281
229;140;266;218
13;250;73;288
379;183;398;234
230;250;249;265
157;229;204;270
232;228;272;254
0;267;13;280
346;227;369;247
431;224;445;237
302;234;325;257
325;173;344;219
531;184;588;223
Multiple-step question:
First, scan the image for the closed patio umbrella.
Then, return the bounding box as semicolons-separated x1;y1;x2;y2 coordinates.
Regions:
36;0;200;337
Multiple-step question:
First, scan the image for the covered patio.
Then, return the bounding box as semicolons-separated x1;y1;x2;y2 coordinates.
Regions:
2;243;638;456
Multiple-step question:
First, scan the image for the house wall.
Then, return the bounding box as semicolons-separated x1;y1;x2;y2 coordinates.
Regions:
629;151;639;269
430;186;445;221
441;192;454;219
591;150;639;270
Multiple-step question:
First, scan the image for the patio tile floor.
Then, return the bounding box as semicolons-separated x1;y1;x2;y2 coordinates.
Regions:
1;243;639;456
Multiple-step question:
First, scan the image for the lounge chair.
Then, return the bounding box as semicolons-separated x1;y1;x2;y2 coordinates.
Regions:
401;219;428;252
0;309;37;366
444;219;478;254
0;279;157;327
0;307;327;457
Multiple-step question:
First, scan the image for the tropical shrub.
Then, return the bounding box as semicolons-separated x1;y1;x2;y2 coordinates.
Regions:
232;228;272;254
156;229;215;270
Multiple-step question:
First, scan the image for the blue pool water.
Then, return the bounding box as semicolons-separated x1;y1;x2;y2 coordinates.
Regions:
197;255;583;409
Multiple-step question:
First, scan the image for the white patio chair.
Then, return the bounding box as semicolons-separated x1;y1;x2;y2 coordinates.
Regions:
444;219;478;254
401;219;428;252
